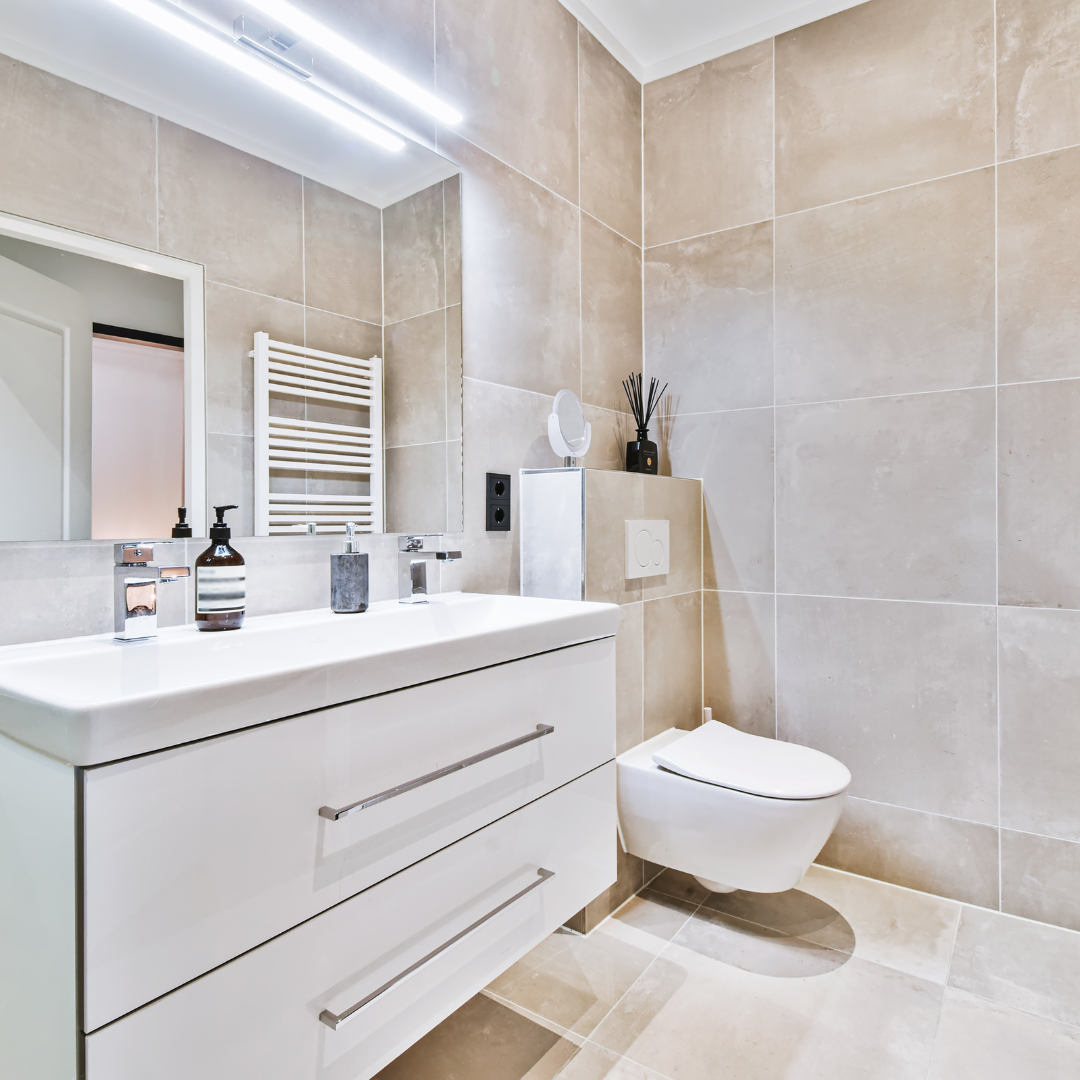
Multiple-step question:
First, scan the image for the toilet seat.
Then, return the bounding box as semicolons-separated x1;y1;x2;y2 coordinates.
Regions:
651;721;851;800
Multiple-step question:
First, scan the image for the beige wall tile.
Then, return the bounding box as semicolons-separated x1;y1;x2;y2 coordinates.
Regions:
999;607;1080;841
207;433;254;538
817;797;999;908
446;304;463;442
386;442;448;534
775;0;995;215
579;28;642;244
704;590;775;738
776;389;997;603
442;136;580;397
302;178;382;325
444;175;462;308
667;408;773;593
644;42;773;247
1001;830;1080;933
641;476;701;601
584;840;645;932
385;310;449;448
582;406;629;471
643;591;702;739
999;380;1080;608
383;183;446;324
584;470;643;605
615;601;644;755
778;595;998;822
446;439;463;534
436;0;579;201
303;308;381;359
206;284;304;439
581;215;642;412
0;56;156;248
645;221;773;413
776;169;995;405
998;148;1080;383
998;0;1080;162
158;122;303;302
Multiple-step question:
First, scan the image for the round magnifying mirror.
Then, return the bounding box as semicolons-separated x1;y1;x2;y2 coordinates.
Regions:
548;389;592;462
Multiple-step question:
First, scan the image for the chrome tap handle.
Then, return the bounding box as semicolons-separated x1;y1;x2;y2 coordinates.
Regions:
114;542;190;641
398;535;462;603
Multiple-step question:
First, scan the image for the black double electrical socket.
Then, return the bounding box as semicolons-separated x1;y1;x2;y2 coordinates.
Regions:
486;473;511;531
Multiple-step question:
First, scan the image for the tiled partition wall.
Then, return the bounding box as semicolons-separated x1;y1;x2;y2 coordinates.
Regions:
648;0;1080;931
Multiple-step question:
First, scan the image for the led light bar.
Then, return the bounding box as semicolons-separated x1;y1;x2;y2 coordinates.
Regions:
103;0;406;151
246;0;464;125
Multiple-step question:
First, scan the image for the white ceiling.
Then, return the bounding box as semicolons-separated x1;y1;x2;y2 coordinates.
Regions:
559;0;868;82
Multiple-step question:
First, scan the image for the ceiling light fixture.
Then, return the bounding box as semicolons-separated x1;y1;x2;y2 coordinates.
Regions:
103;0;406;151
245;0;464;126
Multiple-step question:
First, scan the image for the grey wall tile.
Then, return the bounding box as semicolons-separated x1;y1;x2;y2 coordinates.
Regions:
817;797;999;908
640;476;701;602
999;380;1080;609
645;221;773;413
775;0;995;214
615;601;644;755
778;595;998;823
386;442;448;534
444;174;462;308
383;183;446;324
776;389;997;603
644;42;773;247
1001;830;1080;933
385;310;449;448
776;169;995;405
704;590;776;738
998;148;1080;383
206;433;254;538
303;308;382;360
643;591;702;739
584;470;643;605
999;606;1080;842
445;304;463;442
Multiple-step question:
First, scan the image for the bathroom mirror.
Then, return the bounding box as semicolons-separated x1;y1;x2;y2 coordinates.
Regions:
548;389;592;462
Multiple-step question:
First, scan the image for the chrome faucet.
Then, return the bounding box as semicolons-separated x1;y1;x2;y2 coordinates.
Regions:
114;542;191;641
398;535;461;604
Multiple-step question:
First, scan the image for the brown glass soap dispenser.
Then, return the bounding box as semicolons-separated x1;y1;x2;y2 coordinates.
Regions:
195;504;245;631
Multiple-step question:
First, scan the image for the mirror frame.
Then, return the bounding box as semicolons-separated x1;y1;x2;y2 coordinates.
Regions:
0;210;207;537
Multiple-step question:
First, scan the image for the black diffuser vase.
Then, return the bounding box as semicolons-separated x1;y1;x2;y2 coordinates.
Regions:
622;373;667;475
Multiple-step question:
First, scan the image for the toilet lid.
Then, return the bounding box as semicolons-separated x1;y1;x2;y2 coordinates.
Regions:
652;721;851;800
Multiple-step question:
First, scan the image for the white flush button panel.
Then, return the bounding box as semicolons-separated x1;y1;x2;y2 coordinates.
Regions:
625;520;670;579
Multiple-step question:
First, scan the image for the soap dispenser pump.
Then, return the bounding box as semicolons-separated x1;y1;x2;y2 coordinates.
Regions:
171;506;192;538
331;522;368;614
195;504;245;631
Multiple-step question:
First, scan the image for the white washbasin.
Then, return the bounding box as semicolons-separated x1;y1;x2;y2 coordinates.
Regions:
0;592;620;765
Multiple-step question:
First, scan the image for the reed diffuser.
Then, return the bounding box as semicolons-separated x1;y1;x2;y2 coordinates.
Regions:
622;372;668;474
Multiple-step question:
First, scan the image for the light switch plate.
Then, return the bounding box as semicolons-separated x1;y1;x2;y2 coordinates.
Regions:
625;520;670;579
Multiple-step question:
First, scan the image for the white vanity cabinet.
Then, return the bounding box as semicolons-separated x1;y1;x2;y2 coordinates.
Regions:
0;594;620;1080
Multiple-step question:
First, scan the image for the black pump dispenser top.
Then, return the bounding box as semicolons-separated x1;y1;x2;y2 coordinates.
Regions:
171;506;192;538
210;504;237;542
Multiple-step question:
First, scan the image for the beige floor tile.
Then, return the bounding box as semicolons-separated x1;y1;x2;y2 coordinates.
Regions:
608;890;698;945
555;1042;672;1080
800;866;961;984
641;868;710;907
927;987;1080;1080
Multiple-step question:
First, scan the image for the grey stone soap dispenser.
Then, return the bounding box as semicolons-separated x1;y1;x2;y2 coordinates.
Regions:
331;523;368;613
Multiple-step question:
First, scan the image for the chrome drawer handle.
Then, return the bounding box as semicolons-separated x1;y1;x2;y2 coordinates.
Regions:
318;724;556;821
319;867;555;1031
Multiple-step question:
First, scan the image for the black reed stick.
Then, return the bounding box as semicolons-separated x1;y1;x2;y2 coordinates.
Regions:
622;373;668;439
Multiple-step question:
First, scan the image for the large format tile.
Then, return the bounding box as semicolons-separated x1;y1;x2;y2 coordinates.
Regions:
383;182;447;324
555;1042;671;1080
436;0;578;201
384;310;449;448
703;591;775;738
999;606;1080;842
775;169;995;405
302;178;382;325
776;389;997;603
644;41;773;247
581;215;642;412
206;433;254;538
777;595;998;823
644;222;773;414
584;470;643;606
641;476;701;602
998;147;1080;383
0;56;156;248
643;591;702;740
928;987;1080;1080
667;407;773;593
157;122;303;302
386;442;447;534
999;380;1080;608
579;27;642;245
818;797;1000;909
949;905;1080;1028
615;601;644;755
303;309;382;367
997;0;1080;162
775;0;995;214
445;137;580;397
1000;829;1080;933
581;839;646;933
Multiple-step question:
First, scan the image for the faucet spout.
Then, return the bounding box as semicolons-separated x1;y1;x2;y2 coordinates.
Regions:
114;542;191;641
397;535;462;604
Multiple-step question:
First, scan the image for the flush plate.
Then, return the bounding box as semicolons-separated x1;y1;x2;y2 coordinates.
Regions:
625;520;670;579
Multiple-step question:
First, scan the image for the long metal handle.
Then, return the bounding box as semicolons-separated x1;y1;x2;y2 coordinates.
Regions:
319;868;555;1031
318;724;555;822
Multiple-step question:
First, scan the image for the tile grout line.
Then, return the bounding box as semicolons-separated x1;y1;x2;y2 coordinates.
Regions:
771;30;779;742
993;0;1003;918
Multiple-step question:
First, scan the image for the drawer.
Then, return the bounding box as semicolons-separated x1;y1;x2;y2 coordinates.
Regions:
85;763;615;1080
83;638;614;1031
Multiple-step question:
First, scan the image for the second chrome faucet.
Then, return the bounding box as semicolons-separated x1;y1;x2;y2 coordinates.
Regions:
398;535;461;603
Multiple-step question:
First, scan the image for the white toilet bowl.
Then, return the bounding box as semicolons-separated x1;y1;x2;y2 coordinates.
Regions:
617;722;851;894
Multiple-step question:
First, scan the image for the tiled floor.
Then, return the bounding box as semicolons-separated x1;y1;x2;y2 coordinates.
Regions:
376;865;1080;1079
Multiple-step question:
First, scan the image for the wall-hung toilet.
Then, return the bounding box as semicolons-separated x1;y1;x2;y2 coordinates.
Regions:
617;721;851;894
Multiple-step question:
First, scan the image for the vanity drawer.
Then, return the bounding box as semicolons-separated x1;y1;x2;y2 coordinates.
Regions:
84;763;614;1080
83;637;614;1031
